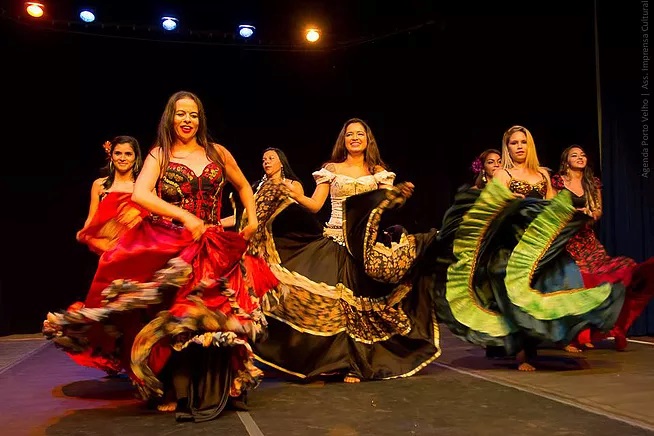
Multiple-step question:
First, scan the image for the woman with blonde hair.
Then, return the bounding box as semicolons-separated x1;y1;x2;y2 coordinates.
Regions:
493;125;554;199
433;125;626;372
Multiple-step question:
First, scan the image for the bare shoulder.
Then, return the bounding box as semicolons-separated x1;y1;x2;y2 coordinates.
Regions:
91;177;106;194
373;165;386;174
494;169;510;182
323;162;338;172
538;167;552;180
148;146;164;161
212;143;233;162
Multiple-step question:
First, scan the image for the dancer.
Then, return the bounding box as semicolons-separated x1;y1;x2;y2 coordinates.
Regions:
76;136;147;254
493;127;554;199
471;148;501;189
433;125;626;371
254;147;304;196
43;91;278;422
552;145;654;351
251;118;441;384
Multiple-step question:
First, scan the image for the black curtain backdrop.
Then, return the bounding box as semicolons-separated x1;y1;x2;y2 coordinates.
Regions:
2;1;649;335
598;1;654;335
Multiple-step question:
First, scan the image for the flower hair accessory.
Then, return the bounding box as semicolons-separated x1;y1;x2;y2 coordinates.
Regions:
102;140;112;157
471;158;483;175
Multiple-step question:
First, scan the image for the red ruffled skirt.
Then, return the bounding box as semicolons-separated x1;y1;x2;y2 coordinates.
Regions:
45;215;278;393
568;224;654;346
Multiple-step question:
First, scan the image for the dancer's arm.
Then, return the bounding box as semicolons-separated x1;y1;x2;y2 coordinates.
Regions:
289;183;330;213
539;168;555;200
76;178;104;240
215;144;258;241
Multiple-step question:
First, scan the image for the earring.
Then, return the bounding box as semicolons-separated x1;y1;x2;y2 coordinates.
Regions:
482;172;487;183
281;166;286;180
109;161;115;173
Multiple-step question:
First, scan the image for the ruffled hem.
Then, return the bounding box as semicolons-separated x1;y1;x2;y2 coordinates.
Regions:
131;293;264;399
42;258;191;371
436;180;626;349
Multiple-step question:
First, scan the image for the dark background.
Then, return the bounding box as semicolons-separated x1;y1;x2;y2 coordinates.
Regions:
1;0;651;335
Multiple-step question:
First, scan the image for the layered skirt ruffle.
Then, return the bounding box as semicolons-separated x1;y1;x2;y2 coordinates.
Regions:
432;180;627;355
43;213;278;419
249;180;441;380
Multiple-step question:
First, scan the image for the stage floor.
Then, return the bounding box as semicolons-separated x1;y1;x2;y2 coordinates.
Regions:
1;328;653;435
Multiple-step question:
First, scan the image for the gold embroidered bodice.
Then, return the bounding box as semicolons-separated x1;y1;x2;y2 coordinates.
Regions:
506;170;547;199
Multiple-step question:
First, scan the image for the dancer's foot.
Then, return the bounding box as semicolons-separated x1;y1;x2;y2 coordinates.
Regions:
614;332;628;351
516;350;536;371
344;374;361;383
564;344;583;353
517;362;536;371
157;402;176;412
582;342;595;349
229;392;249;411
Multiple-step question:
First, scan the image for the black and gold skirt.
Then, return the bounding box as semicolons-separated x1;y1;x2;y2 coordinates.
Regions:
249;181;441;380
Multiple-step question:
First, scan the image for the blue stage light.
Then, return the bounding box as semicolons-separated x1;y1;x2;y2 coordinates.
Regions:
79;10;95;23
161;17;178;31
238;25;255;38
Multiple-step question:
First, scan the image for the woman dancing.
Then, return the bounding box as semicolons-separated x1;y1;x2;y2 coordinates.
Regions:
43;91;278;422
251;118;441;384
552;145;654;351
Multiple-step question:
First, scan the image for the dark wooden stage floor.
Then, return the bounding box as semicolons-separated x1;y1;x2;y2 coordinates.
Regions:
1;327;653;435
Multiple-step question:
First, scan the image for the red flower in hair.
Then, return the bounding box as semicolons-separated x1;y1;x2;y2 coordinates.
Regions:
102;140;112;156
471;158;483;174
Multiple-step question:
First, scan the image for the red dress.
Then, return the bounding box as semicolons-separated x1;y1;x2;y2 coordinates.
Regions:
551;175;654;348
43;161;278;420
77;191;149;255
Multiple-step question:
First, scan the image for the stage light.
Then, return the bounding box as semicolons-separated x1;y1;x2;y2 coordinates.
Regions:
25;2;45;18
161;16;178;31
238;25;255;38
305;28;320;43
79;10;95;23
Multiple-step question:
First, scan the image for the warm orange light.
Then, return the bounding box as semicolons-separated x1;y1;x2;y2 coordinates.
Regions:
25;2;45;18
305;28;320;43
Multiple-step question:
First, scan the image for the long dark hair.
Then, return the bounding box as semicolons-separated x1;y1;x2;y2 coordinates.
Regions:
101;135;143;190
153;90;225;177
558;145;601;212
326;118;388;174
253;147;301;193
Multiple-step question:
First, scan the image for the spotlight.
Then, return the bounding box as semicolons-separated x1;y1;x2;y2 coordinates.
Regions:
79;9;95;23
238;24;255;38
161;16;178;31
25;2;44;18
305;28;320;43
